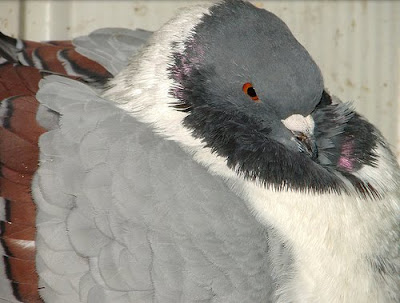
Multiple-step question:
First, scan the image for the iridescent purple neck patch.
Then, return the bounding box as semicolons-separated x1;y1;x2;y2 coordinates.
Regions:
337;139;355;172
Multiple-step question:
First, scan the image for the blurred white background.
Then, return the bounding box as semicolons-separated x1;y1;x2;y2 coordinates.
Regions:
1;0;399;157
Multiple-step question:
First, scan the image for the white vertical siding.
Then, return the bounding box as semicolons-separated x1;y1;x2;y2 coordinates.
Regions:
1;0;399;156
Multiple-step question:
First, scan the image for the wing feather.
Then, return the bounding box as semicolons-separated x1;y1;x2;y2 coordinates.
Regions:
34;75;279;302
0;28;152;302
73;28;152;76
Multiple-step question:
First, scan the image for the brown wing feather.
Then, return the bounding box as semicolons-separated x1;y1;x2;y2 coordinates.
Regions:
46;40;74;47
1;165;32;186
0;65;41;100
34;46;68;74
0;28;114;301
9;36;112;83
0;62;43;302
2;199;36;226
2;96;47;144
0;128;40;175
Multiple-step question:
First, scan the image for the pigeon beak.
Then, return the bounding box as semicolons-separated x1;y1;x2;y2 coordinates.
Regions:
290;130;318;159
281;114;318;160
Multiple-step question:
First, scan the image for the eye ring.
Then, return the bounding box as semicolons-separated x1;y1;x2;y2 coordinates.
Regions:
242;82;260;102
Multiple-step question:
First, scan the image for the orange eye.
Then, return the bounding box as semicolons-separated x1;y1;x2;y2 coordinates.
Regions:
242;82;260;102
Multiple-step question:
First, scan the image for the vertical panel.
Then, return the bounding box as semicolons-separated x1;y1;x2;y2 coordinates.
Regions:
18;0;72;40
0;0;21;37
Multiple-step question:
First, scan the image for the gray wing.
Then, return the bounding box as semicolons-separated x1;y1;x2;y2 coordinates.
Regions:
34;76;291;303
73;28;152;76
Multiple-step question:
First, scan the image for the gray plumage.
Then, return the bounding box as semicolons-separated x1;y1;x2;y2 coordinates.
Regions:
73;28;152;76
35;75;291;302
12;0;400;302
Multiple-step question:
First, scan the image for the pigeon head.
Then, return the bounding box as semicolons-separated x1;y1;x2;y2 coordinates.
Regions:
172;1;323;116
168;0;388;196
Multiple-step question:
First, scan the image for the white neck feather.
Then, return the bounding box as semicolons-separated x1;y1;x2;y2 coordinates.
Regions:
103;3;400;302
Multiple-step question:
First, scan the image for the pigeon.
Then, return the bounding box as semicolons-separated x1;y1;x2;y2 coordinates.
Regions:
0;0;399;302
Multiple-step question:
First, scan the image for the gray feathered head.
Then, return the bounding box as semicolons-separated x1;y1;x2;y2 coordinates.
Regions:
109;0;397;198
167;0;391;197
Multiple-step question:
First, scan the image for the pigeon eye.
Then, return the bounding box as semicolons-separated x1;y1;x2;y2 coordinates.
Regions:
242;82;260;102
